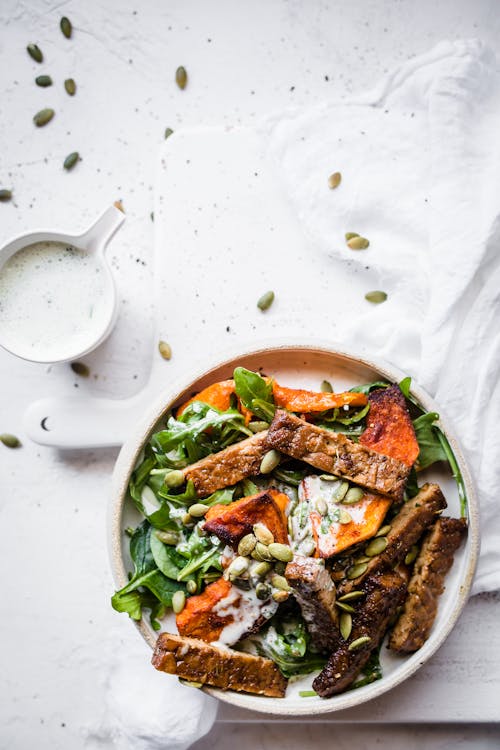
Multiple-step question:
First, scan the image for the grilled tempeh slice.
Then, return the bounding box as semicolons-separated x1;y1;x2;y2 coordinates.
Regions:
152;632;288;697
265;410;410;500
389;516;467;653
313;570;407;697
285;557;340;653
182;431;269;497
338;482;447;596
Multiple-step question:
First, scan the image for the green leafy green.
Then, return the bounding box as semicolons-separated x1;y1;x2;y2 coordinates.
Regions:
348;645;383;690
150;532;184;579
350;380;388;395
233;367;275;421
252;617;327;678
413;412;448;470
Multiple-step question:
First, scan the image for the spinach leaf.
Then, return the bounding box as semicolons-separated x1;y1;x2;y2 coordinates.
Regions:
253;617;327;678
233;367;275;421
398;376;412;399
129;521;156;577
349;380;388;395
413;412;447;470
153;408;246;453
110;590;144;620
150;532;184;579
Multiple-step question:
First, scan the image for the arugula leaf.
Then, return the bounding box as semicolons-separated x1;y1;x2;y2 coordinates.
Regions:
153;408;246;453
150;532;183;579
349;380;388;395
110;590;144;620
413;412;447;470
233;367;275;421
398;376;412;398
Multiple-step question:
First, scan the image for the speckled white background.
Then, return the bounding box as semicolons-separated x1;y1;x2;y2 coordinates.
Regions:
1;1;500;748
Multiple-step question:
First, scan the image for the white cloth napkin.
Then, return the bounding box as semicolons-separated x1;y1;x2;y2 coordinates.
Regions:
266;39;500;596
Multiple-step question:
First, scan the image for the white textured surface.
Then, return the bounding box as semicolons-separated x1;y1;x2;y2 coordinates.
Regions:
2;1;500;749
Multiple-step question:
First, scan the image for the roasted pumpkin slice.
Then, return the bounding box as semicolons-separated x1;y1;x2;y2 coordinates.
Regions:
203;489;289;548
176;379;236;417
359;384;419;467
272;382;368;412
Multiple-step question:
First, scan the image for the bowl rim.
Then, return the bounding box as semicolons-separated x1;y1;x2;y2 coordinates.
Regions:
108;338;479;716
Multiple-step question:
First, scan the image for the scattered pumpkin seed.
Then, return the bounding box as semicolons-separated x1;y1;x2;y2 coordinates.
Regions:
238;533;257;557
268;542;294;563
187;503;208;518
347;236;369;250
186;579;197;594
0;189;13;202
0;433;21;448
339;612;352;640
35;75;52;87
155;530;179;545
253;522;274;546
260;448;280;474
64;78;76;96
27;43;43;63
164;469;185;488
114;199;124;213
271;574;291;591
328;171;342;189
158;340;172;360
274;561;286;575
272;590;290;603
405;545;419;565
33;108;54;127
338;590;365;602
252;542;273;562
257;290;275;312
333;481;350;501
70;361;89;377
164;127;174;139
348;635;371;651
182;512;193;526
347;562;368;579
345;232;359;241
150;212;154;222
365;291;387;304
376;524;392;537
251;561;272;578
301;538;316;557
60;16;72;38
338;509;353;525
226;556;249;581
179;679;202;688
175;65;188;89
172;590;186;614
336;600;355;614
343;487;364;504
249;420;269;433
320;379;333;393
299;690;318;697
365;536;388;557
319;473;337;481
315;497;328;516
256;582;272;600
354;555;371;564
63;151;80;170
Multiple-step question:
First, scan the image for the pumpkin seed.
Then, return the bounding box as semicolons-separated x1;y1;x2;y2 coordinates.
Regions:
365;290;387;304
188;503;209;518
257;290;275;312
63;152;79;170
155;530;179;545
354;555;371;564
345;232;359;241
301;538;316;557
271;574;291;591
238;533;257;557
319;474;337;481
347;236;369;250
343;487;364;504
226;556;249;580
182;513;193;526
179;679;202;688
60;16;72;38
233;576;251;590
336;600;355;613
348;635;371;651
268;542;294;563
315;497;328;516
274;561;286;575
70;361;89;377
176;65;188;89
260;449;280;474
252;542;273;562
339;612;352;640
158;340;172;360
0;189;13;202
0;433;21;448
338;509;352;525
253;522;274;546
164;469;185;488
347;562;368;579
376;524;392;537
405;545;419;565
365;536;388;557
249;420;269;433
33;108;54;127
172;590;186;614
299;690;318;697
251;561;272;578
27;44;43;63
164;127;174;139
328;171;342;189
334;481;350;501
320;379;333;393
64;78;76;96
186;579;197;594
338;590;364;602
35;75;52;87
114;199;124;212
255;582;272;600
272;590;289;603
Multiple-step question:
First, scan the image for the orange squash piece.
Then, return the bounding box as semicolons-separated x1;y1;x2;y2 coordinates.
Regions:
359;384;419;467
176;379;236;417
310;492;392;558
272;382;367;412
176;577;233;642
203;489;289;549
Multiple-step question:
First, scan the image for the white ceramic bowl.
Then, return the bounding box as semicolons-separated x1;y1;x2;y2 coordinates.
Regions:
108;341;478;716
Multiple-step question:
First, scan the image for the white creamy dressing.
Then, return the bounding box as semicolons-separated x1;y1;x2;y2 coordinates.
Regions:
0;240;112;360
212;585;278;646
